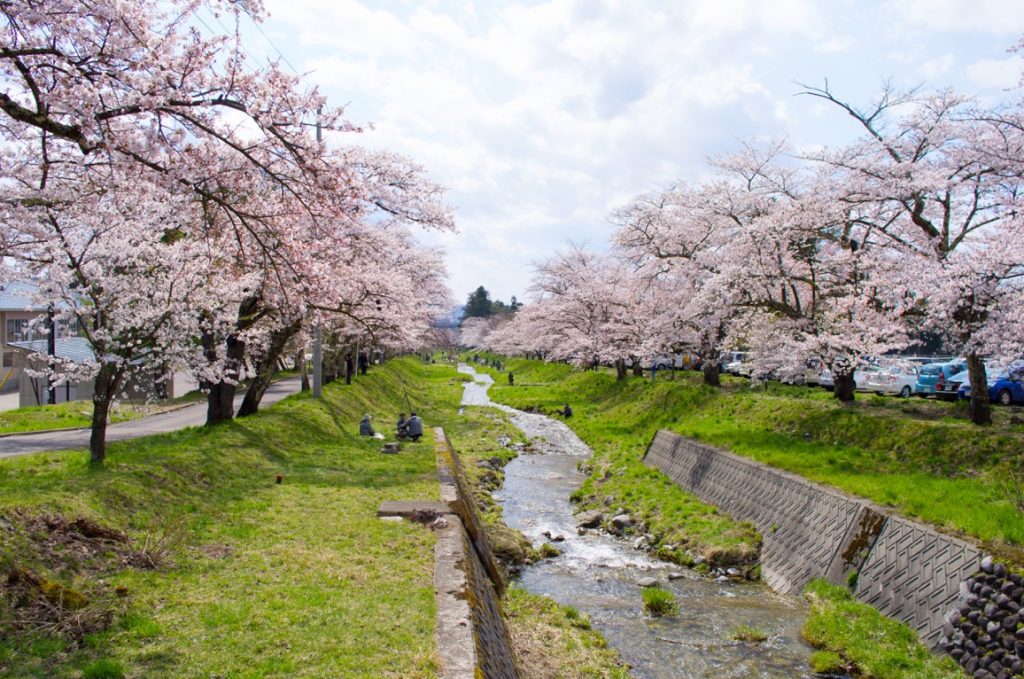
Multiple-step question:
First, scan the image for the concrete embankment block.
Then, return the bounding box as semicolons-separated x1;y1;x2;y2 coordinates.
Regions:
643;429;983;650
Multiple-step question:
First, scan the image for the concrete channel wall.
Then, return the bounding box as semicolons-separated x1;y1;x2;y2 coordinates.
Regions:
643;429;983;649
433;428;519;679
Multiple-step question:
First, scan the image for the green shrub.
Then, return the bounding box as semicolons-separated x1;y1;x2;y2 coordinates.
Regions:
729;624;768;643
809;650;846;674
538;542;561;558
82;659;125;679
802;579;963;678
641;586;678;617
846;569;859;590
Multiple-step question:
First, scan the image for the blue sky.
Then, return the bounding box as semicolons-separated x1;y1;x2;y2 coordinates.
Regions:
233;0;1024;305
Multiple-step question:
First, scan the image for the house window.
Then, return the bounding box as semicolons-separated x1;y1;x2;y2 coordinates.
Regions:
5;316;77;343
6;319;35;343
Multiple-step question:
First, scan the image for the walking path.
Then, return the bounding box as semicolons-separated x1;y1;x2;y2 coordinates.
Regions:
0;377;301;458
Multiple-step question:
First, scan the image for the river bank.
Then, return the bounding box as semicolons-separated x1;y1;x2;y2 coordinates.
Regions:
466;355;969;678
457;364;814;678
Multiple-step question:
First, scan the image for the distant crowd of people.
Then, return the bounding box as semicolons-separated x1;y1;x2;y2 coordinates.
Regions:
469;354;504;371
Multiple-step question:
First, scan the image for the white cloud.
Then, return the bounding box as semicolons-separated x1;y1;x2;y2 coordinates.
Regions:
921;54;956;78
966;56;1023;89
253;0;1024;302
882;0;1024;34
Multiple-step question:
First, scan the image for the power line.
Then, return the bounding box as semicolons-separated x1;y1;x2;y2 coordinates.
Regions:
249;18;302;77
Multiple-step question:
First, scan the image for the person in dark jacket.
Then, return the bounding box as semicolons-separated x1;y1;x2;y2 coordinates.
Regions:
357;351;369;375
508;371;514;386
359;413;375;436
406;412;424;441
345;353;354;385
560;404;573;418
396;413;409;439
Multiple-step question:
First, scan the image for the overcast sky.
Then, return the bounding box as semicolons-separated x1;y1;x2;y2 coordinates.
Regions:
237;0;1024;305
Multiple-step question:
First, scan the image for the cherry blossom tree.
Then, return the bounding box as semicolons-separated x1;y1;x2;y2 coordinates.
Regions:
527;246;648;379
0;0;454;459
801;83;1024;420
613;182;742;386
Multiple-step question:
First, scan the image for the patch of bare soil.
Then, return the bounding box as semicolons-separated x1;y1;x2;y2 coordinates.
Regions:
0;509;175;645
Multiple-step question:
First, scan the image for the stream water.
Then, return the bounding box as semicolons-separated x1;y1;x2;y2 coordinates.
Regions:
458;365;814;679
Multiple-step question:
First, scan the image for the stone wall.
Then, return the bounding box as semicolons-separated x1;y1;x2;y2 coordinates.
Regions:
643;430;987;653
942;559;1024;679
432;428;519;679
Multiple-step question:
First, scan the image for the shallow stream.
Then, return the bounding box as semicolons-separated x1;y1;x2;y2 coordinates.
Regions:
458;364;814;678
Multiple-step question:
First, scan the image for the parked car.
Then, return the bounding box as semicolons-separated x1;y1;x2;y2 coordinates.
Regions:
648;355;681;370
958;370;1024;406
853;364;883;392
864;364;920;397
720;350;753;376
816;363;875;391
780;358;825;386
937;369;971;399
723;352;752;376
916;360;968;399
819;367;833;390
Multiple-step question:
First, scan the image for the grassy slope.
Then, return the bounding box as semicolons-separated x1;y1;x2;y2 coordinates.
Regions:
482;357;1024;563
0;358;460;678
802;580;964;678
0;401;146;435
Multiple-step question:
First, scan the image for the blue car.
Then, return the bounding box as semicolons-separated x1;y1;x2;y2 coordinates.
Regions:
916;361;968;400
958;371;1024;406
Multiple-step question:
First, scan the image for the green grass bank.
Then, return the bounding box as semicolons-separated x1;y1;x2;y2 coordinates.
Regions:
0;401;155;435
0;358;456;678
0;357;633;678
484;356;1024;567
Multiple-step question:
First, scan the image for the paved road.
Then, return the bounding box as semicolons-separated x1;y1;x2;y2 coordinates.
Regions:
0;377;302;458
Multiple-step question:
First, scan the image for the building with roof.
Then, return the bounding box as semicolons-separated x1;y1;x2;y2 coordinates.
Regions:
0;281;173;406
11;336;174;408
0;281;52;393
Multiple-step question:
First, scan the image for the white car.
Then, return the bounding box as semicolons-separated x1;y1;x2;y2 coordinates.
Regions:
863;365;920;398
853;365;882;392
818;364;878;391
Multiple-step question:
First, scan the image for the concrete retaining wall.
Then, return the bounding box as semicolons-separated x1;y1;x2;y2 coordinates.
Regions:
433;428;518;679
643;429;983;649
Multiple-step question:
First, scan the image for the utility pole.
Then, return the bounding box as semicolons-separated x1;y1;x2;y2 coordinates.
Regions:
46;304;56;405
312;106;323;399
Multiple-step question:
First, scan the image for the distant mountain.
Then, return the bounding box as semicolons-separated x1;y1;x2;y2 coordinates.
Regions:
432;305;464;328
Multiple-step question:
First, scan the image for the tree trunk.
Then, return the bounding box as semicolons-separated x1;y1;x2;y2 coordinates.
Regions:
702;362;721;387
631;356;643;377
833;371;856;403
238;320;301;417
614;358;627;381
89;362;123;464
297;350;309;392
966;352;991;425
203;333;246;425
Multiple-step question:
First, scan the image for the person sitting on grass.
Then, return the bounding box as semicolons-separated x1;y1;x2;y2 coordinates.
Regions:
359;413;376;436
560;404;573;418
406;412;424;442
396;413;409;439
